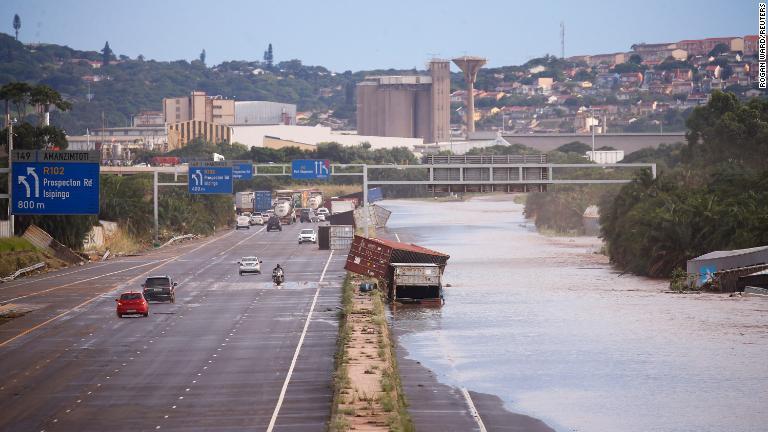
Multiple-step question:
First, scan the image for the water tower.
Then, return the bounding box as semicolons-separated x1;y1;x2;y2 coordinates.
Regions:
452;56;487;134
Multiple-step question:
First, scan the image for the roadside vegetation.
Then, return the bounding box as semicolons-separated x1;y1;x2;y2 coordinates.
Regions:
0;238;67;277
331;275;413;432
521;91;768;279
600;91;768;278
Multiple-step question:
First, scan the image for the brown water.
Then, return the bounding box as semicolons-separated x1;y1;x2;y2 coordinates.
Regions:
383;196;768;432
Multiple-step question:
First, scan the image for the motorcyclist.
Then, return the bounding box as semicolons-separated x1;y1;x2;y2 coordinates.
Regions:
272;264;284;283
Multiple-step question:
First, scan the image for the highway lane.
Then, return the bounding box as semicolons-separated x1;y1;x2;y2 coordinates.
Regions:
0;221;345;431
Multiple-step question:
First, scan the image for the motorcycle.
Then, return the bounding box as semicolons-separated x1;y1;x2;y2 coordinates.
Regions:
272;270;285;285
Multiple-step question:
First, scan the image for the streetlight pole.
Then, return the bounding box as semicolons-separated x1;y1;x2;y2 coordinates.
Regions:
590;107;596;161
7;118;13;236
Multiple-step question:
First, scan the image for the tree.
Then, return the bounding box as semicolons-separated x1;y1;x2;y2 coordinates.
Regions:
199;49;206;65
263;43;274;68
101;41;113;67
629;53;642;65
708;43;730;57
556;141;591;154
29;84;72;126
13;14;21;41
0;81;32;122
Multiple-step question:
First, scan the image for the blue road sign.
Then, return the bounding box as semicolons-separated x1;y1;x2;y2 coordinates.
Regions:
188;166;233;194
232;162;253;180
11;150;100;215
291;159;330;180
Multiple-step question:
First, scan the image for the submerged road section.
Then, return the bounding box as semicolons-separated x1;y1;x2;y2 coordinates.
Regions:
0;223;347;431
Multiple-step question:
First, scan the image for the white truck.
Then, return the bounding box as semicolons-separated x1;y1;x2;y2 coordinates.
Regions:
235;191;255;214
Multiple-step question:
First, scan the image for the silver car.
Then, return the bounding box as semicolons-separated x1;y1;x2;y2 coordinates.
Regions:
238;256;262;275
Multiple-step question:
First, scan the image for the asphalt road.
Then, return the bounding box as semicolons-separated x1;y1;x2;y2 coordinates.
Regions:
0;221;345;432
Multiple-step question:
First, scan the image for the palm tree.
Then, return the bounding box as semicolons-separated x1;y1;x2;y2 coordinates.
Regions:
29;85;72;126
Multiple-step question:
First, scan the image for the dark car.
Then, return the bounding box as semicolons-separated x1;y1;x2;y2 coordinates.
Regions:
266;215;282;232
300;209;313;223
142;275;177;303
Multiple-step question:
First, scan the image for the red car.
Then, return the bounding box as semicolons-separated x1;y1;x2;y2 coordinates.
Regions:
116;291;149;318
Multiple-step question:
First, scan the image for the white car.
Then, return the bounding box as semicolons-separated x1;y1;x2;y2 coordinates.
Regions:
298;229;317;244
235;215;250;230
317;213;326;222
250;213;264;225
238;256;262;275
316;207;329;217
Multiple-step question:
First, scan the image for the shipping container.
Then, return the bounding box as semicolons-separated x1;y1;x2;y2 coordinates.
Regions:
392;263;442;302
345;235;450;281
255;191;272;212
331;200;355;214
329;225;355;238
353;204;392;228
329;210;355;226
318;225;331;250
367;187;384;203
235;191;255;213
330;237;354;251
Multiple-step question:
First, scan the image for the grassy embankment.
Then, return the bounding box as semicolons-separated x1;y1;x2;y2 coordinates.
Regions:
330;275;413;432
0;237;67;278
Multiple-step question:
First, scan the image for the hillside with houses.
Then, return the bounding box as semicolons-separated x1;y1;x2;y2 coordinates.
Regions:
456;35;760;135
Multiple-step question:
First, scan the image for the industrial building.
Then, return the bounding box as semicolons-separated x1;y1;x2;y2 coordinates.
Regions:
235;101;296;125
356;59;450;144
163;91;235;125
687;245;768;290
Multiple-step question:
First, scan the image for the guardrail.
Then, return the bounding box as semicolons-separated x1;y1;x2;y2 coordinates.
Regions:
1;262;46;283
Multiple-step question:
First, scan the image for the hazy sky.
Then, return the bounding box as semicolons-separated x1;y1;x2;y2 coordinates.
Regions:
1;0;758;72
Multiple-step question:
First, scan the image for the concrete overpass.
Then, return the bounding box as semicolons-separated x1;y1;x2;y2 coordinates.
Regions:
427;132;686;155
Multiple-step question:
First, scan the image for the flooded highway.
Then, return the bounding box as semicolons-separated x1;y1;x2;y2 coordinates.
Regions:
383;195;768;432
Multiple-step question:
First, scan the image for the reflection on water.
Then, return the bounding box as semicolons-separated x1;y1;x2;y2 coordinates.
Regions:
384;196;768;432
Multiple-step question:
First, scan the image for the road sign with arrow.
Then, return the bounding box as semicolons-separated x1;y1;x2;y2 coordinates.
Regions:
11;150;100;215
188;166;233;194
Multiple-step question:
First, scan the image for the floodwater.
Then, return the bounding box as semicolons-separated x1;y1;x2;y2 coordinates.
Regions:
383;196;768;432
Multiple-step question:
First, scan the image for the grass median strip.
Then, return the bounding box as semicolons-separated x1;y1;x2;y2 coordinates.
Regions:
330;274;413;432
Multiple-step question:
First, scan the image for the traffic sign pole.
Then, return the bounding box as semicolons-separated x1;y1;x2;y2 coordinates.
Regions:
7;119;13;235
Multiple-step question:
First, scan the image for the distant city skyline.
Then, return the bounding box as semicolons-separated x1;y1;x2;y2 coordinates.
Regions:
0;0;757;72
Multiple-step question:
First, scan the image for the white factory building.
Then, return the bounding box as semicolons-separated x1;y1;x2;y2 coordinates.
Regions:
230;125;423;150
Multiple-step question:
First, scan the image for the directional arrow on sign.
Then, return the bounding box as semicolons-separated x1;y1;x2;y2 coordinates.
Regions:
26;167;40;197
192;170;203;185
18;176;31;198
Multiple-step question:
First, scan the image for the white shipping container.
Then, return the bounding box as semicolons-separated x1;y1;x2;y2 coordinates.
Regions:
329;225;355;238
330;237;353;250
393;264;442;286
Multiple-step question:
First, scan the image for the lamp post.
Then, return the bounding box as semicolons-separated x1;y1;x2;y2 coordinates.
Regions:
590;107;596;161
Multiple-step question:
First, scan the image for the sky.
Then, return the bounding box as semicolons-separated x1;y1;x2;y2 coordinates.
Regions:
0;0;758;72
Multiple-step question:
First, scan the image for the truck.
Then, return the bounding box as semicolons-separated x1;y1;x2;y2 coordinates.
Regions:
254;191;272;212
330;199;355;215
235;191;255;214
274;190;296;224
274;200;295;225
308;191;323;210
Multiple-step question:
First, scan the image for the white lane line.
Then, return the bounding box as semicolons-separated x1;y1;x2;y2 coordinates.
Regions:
394;232;401;242
460;388;488;432
266;250;334;432
0;230;235;348
217;227;266;256
0;260;166;304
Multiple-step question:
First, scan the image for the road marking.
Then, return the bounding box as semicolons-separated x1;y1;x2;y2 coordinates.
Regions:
266;250;334;432
0;230;236;348
460;388;488;432
0;260;165;304
217;227;265;256
395;232;401;242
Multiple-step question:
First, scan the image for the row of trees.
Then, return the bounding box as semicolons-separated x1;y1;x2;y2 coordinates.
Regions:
599;91;768;277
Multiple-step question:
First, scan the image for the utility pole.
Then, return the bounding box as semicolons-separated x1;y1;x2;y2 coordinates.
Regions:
590;107;596;161
7;117;14;236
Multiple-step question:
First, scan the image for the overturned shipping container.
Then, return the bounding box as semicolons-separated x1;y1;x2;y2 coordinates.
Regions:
345;235;449;304
392;263;442;304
